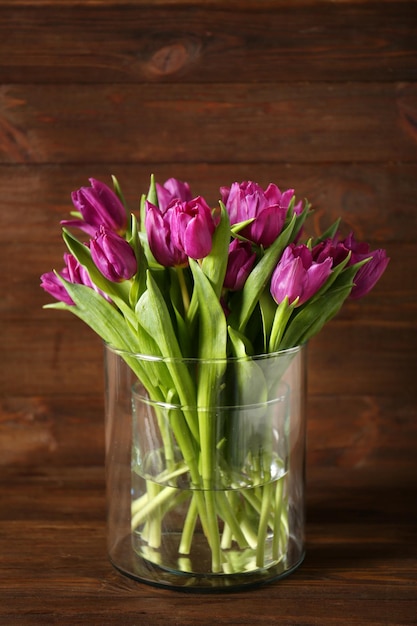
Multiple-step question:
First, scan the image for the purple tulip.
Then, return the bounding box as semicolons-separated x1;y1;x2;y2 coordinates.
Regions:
65;253;112;301
64;252;93;287
312;237;347;266
61;178;127;236
224;239;257;291
40;253;101;305
40;267;75;305
145;201;188;267
270;244;333;306
349;248;389;299
156;178;193;211
171;196;216;260
220;181;303;248
145;196;216;267
339;233;389;299
90;226;137;282
312;233;389;299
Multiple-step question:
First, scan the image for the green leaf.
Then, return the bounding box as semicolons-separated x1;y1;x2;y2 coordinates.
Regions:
313;218;341;245
136;272;199;438
189;259;227;498
139;193;147;234
230;213;298;333
189;259;227;409
136;271;183;361
62;228;139;330
54;277;170;399
230;218;255;240
147;173;158;206
187;203;231;325
62;228;130;301
200;202;231;299
259;290;277;353
56;278;141;352
279;264;362;349
139;174;157;239
111;174;127;208
268;297;296;353
169;269;193;357
128;213;148;308
111;174;131;237
189;260;227;363
171;301;192;358
228;327;268;406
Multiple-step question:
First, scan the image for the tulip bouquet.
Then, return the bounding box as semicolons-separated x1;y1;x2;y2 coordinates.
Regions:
41;176;389;577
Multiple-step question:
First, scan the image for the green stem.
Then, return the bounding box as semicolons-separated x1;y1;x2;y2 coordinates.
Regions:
198;407;222;572
179;494;198;555
256;481;274;568
272;476;285;560
176;266;190;315
216;491;250;549
204;489;222;573
268;297;295;353
146;481;162;548
220;520;233;550
131;485;178;529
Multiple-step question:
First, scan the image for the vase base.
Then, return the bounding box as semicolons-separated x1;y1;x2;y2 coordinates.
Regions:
109;534;305;592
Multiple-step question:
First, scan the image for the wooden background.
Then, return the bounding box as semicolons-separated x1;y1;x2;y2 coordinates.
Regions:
1;0;416;624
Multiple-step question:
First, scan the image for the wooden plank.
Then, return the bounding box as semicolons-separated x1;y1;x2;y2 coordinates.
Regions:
1;393;416;470
2;239;407;321
0;394;104;467
0;0;412;5
307;395;417;472
309;322;417;397
0;0;413;5
1;83;417;164
1;3;416;83
2;318;415;397
1;163;416;244
0;464;416;624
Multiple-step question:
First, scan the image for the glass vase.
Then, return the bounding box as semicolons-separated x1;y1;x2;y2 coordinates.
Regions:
104;344;306;591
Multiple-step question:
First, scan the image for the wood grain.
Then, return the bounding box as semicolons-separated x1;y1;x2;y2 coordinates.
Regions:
1;394;416;472
0;2;416;83
1;0;416;621
1;463;416;625
1;83;417;164
2;317;414;398
1;163;416;243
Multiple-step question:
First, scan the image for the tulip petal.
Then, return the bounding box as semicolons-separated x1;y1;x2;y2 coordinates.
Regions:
350;250;390;298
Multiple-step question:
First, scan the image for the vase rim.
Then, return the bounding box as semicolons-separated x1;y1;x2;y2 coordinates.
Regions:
104;342;304;363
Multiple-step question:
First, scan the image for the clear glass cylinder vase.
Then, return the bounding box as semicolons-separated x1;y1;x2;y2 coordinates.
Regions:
104;343;307;591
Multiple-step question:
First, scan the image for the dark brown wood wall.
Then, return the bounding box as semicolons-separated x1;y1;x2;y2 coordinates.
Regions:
2;2;417;623
1;0;416;474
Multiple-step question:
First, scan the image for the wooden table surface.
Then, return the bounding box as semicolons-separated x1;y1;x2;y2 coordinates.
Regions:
1;395;416;625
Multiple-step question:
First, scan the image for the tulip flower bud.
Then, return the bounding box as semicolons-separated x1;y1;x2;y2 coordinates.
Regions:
271;244;332;306
65;252;93;287
90;226;137;282
146;196;216;267
61;178;127;236
312;233;389;299
156;177;193;211
350;248;389;299
171;196;216;260
145;201;188;267
224;239;257;291
40;252;102;305
220;181;303;248
341;233;390;299
40;269;75;305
